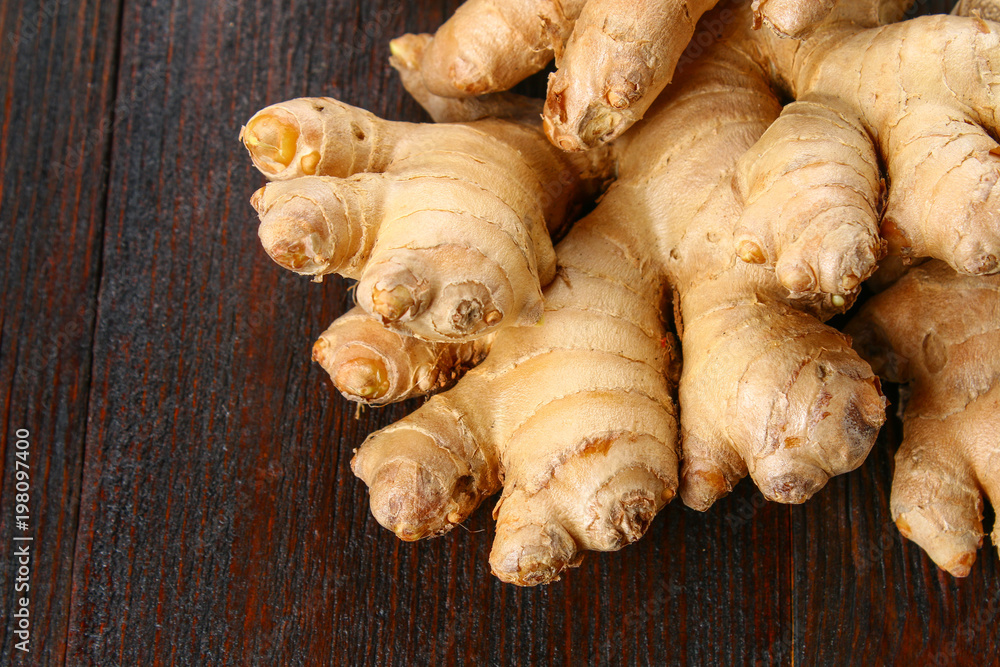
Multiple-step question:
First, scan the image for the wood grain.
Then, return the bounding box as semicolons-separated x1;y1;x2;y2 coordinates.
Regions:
0;0;996;664
0;1;122;664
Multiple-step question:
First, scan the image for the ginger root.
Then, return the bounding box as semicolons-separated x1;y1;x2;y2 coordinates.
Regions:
736;1;1000;296
849;261;1000;576
403;0;848;150
240;0;1000;583
242;97;610;341
312;307;492;404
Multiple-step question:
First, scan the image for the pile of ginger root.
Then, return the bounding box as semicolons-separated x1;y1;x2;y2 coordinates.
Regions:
240;0;1000;585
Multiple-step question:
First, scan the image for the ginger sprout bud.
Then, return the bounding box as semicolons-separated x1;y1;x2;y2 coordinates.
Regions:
242;111;300;175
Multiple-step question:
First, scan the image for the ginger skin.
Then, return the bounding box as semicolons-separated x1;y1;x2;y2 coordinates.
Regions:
404;0;846;150
242;97;611;342
240;0;1000;583
736;0;1000;296
312;307;492;404
313;2;885;584
848;262;1000;577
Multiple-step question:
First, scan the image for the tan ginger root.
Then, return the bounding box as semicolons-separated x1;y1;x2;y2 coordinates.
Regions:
403;0;846;150
246;2;886;586
847;261;1000;577
751;0;839;36
953;0;1000;21
241;97;610;342
352;211;682;584
312;307;492;404
243;0;1000;583
400;0;1000;298
734;0;1000;299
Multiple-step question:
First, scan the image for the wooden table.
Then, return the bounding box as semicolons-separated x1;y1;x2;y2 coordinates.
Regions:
2;0;998;664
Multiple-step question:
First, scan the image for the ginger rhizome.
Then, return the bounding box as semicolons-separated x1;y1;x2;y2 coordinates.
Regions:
401;0;852;150
403;0;1000;298
848;261;1000;576
359;25;887;581
312;307;493;404
242;97;610;342
735;1;1000;298
240;0;1000;583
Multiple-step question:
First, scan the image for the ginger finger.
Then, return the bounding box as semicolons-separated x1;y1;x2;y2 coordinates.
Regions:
390;33;545;126
243;97;613;340
848;261;1000;576
542;0;718;150
313;307;492;405
741;7;1000;288
242;98;401;181
734;96;885;297
415;0;585;98
751;0;839;36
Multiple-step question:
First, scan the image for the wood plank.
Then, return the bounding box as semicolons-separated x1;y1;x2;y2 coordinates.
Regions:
0;0;122;663
60;0;1000;664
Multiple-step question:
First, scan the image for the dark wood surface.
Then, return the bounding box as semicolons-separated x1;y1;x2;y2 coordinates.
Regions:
1;0;998;665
